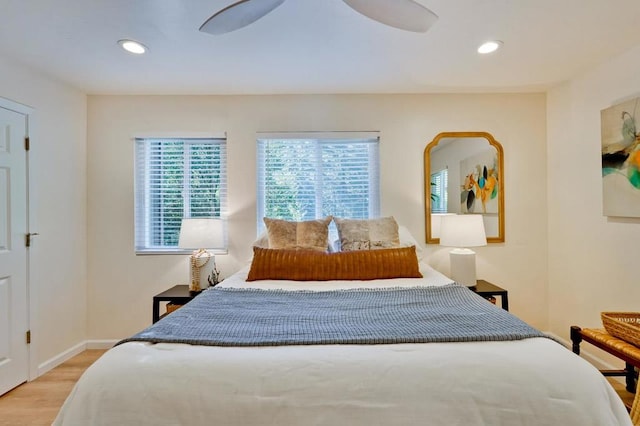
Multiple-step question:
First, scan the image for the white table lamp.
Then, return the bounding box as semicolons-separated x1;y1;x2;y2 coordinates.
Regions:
439;214;487;287
178;218;224;293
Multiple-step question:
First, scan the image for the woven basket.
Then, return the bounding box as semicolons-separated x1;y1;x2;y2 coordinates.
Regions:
166;303;182;314
632;388;640;426
601;312;640;347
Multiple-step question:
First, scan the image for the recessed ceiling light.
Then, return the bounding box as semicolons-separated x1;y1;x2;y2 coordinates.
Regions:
477;40;503;54
118;39;147;55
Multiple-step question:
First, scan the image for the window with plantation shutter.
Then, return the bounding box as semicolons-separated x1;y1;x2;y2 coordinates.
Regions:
256;133;380;236
134;137;227;253
430;168;448;214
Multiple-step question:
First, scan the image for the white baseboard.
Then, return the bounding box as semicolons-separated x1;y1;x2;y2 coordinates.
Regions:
35;340;118;379
37;341;87;377
86;339;118;349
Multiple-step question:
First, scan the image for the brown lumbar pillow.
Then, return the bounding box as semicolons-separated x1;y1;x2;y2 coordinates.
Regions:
334;216;400;251
247;245;422;281
263;217;332;252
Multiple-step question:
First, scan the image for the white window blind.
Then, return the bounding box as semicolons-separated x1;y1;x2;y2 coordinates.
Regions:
134;137;227;253
256;135;380;235
430;168;448;214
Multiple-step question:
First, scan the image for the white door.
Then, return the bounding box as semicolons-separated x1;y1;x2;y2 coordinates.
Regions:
0;106;29;395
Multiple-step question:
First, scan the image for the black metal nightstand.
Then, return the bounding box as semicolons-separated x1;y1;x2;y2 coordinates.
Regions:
152;285;197;323
471;280;509;311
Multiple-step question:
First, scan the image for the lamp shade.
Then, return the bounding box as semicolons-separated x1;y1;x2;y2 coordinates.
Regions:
439;214;487;248
178;218;224;249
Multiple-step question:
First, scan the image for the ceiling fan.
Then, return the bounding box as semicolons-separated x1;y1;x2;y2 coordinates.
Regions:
199;0;438;35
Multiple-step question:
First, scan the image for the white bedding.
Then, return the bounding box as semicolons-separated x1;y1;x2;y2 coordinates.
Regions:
218;262;456;290
54;265;631;426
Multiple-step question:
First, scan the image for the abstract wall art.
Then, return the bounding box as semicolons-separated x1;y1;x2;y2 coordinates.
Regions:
459;149;499;215
601;97;640;217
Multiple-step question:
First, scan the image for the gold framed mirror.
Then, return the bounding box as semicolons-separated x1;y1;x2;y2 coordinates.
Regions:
424;131;505;244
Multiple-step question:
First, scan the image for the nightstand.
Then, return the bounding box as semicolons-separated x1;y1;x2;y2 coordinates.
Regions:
472;280;509;311
152;285;198;323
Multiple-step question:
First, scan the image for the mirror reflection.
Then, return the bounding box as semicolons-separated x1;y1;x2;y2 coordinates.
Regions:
424;132;505;243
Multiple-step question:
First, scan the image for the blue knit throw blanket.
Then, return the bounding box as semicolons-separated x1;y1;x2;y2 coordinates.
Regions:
119;284;546;347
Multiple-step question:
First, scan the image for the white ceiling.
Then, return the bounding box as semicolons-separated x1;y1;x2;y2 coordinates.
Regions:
1;0;640;95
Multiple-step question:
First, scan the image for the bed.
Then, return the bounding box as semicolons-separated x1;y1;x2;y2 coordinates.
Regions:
54;260;631;426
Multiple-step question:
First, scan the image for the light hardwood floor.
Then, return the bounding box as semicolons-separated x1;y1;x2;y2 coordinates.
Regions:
0;349;635;425
0;350;106;426
611;379;637;412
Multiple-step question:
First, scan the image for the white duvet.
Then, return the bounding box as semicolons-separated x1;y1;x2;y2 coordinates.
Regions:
54;265;631;426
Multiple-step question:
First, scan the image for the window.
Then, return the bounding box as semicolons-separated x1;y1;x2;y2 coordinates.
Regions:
430;168;448;214
134;137;227;253
256;133;380;235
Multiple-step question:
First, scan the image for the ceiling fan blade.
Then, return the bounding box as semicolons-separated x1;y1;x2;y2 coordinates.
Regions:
200;0;286;35
342;0;438;33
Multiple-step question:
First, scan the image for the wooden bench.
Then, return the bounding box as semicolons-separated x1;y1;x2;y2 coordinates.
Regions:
571;325;640;422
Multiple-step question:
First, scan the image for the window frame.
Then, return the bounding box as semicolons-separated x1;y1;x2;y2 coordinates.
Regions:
134;136;227;254
256;132;381;236
430;168;448;214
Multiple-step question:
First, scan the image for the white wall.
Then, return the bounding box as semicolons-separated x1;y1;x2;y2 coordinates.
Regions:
0;56;87;365
87;93;547;339
547;44;640;339
4;32;639;373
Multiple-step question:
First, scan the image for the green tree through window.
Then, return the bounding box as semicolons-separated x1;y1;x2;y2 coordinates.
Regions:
431;168;448;214
135;138;227;252
257;136;380;235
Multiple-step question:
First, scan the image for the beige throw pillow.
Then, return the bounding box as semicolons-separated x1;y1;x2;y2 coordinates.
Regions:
264;217;332;252
334;216;400;251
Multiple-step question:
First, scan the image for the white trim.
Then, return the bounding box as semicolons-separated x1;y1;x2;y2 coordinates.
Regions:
131;131;227;140
1;98;38;382
0;96;34;114
37;341;87;377
33;340;117;379
256;131;380;140
86;339;118;350
26;109;38;381
136;248;228;256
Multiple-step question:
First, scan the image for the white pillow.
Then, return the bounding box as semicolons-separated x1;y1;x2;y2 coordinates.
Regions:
398;225;426;261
